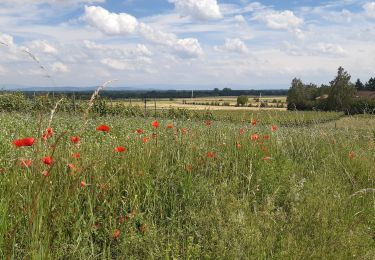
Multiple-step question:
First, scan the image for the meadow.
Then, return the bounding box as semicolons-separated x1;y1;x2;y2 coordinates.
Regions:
0;106;374;259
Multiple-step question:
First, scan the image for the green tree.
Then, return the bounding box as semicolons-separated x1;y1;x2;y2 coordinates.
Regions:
365;77;375;91
326;67;356;111
236;95;249;106
355;79;365;90
286;78;317;110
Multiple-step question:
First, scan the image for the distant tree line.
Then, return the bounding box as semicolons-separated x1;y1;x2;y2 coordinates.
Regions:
287;67;375;114
9;88;288;100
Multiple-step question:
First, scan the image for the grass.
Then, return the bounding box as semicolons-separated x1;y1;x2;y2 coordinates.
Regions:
0;111;374;258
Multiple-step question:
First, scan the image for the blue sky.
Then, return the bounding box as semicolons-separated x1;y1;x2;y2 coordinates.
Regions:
0;0;375;89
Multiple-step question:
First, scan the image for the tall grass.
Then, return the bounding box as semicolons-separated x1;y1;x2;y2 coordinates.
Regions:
0;111;374;258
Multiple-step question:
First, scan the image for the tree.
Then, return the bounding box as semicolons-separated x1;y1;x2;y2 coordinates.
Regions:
355;79;365;90
326;67;356;111
365;77;375;91
236;95;249;106
286;78;317;110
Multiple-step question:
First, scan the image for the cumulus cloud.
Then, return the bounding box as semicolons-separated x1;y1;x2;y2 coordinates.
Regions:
83;6;203;58
253;10;303;29
215;38;249;54
0;33;14;46
83;5;138;35
168;0;222;20
101;58;129;70
313;43;346;57
28;40;58;54
51;62;69;73
363;2;375;18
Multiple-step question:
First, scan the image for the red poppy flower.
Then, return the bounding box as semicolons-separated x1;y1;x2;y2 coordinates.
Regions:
13;137;35;147
204;120;212;127
250;134;259;141
152;121;159;128
236;143;241;149
112;229;121;239
180;128;187;134
262;156;271;161
136;128;143;134
20;159;32;168
72;153;81;158
251;119;257;126
80;181;87;187
207;152;216;158
42;170;49;177
239;129;245;135
42;156;53;166
272;125;278;132
263;135;270;140
115;146;126;153
67;163;76;169
142;137;150;143
348;151;356;159
167;123;174;129
70;136;80;144
96;124;110;132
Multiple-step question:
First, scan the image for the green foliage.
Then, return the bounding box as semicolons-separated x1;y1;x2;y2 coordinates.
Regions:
0;113;374;258
286;78;318;110
327;67;356;112
365;77;375;91
355;79;365;90
236;95;249;106
0;93;30;112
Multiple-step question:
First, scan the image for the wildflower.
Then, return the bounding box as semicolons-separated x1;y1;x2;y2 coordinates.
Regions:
42;170;49;177
70;136;80;144
262;156;271;161
180;128;187;134
136;129;143;134
72;153;81;159
272;125;278;132
138;224;147;234
263;135;270;140
250;134;260;141
142;137;150;143
112;229;121;239
13;137;35;147
207;152;216;158
42;156;53;166
167;123;174;129
236;143;241;149
96;124;110;132
239;129;245;135
204;120;212;127
152;121;159;128
185;164;193;172
251;119;257;126
80;181;87;187
20;159;32;168
348;151;356;159
67;163;76;169
115;146;126;153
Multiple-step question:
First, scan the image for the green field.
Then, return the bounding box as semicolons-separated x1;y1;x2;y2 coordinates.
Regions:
0;110;374;258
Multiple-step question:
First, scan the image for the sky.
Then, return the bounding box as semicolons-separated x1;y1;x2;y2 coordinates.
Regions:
0;0;375;89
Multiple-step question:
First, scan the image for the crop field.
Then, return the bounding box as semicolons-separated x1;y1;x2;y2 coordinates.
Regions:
112;96;287;110
0;109;374;259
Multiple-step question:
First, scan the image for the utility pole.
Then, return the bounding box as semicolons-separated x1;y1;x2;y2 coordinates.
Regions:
259;92;262;110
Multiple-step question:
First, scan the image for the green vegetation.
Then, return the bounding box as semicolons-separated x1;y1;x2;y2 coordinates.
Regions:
236;95;249;106
286;67;375;114
0;108;374;258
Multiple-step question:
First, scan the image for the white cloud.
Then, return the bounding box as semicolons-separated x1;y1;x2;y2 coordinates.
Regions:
215;38;249;53
0;33;14;46
101;58;129;70
0;64;7;75
314;42;346;57
83;6;203;58
168;0;222;20
253;10;303;30
51;62;69;73
0;0;104;7
28;40;58;54
363;2;375;18
83;5;138;35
